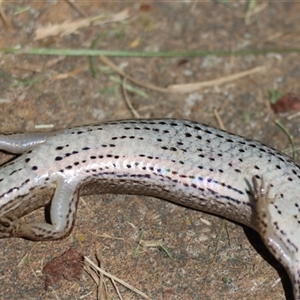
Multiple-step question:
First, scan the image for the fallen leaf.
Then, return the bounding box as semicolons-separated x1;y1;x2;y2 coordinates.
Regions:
42;248;84;290
34;9;130;40
271;93;300;113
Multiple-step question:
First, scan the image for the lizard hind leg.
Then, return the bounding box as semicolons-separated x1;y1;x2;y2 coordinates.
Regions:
12;177;79;241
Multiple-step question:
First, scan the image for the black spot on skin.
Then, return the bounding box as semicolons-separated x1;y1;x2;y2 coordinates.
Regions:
25;158;30;163
82;147;90;151
56;146;64;150
32;166;38;171
9;169;18;176
55;156;63;161
185;133;192;137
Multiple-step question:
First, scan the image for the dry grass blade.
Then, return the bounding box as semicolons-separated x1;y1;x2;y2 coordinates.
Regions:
64;0;87;17
85;261;106;300
213;108;226;131
122;75;141;118
99;55;169;93
84;256;151;300
97;253;108;300
0;1;14;32
167;66;265;93
100;56;265;95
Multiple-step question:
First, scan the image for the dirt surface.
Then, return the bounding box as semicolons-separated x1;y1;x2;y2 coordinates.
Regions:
0;1;300;300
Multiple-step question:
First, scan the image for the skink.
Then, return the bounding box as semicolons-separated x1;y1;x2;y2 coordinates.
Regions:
0;119;299;299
